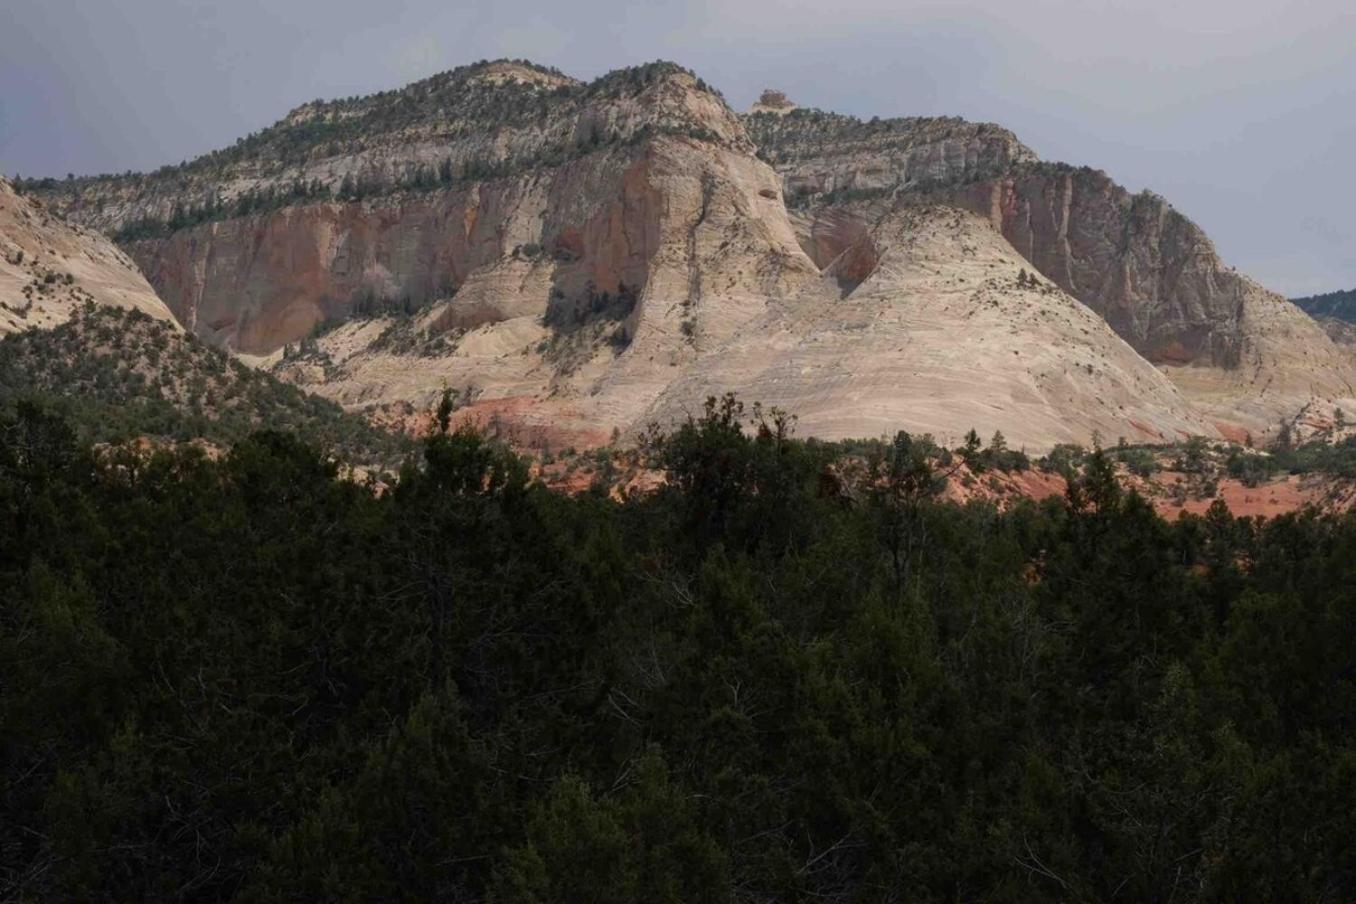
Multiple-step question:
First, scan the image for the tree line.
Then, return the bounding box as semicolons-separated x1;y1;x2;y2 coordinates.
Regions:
2;394;1354;901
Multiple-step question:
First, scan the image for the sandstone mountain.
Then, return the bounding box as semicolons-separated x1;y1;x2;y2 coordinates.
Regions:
0;176;174;334
39;62;806;353
643;205;1213;445
751;108;1356;438
27;62;1352;449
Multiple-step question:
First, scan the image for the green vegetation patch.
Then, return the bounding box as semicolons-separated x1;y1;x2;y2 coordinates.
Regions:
4;393;1354;898
0;304;411;466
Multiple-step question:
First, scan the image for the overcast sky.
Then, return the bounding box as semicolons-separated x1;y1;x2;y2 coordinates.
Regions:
2;0;1352;295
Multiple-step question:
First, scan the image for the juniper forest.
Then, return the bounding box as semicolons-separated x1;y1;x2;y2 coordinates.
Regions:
3;394;1354;902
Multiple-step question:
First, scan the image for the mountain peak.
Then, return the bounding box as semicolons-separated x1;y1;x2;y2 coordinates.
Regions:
459;59;578;89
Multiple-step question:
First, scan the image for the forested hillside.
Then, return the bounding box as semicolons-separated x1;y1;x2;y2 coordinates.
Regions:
1294;287;1356;323
0;304;411;466
2;397;1354;900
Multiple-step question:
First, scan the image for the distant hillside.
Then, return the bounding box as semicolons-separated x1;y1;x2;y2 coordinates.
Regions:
0;304;412;466
1;175;174;334
1293;287;1356;322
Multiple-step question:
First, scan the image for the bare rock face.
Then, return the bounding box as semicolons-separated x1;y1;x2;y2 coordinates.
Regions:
642;205;1215;448
1158;284;1356;440
761;118;1356;438
942;165;1247;367
760;121;1251;368
129;132;810;357
948;167;1356;435
47;62;794;358
1312;316;1356;347
256;131;819;448
0;177;175;334
279;202;1214;451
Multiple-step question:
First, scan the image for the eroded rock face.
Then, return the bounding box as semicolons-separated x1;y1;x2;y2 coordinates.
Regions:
126;153;648;353
642;205;1216;449
945;166;1246;366
761;121;1356;438
0;177;175;334
28;59;1353;446
50;62;798;358
948;167;1356;434
1313;316;1356;347
1157;283;1356;439
758;121;1252;368
126;133;812;357
258;131;820;447
277;202;1218;451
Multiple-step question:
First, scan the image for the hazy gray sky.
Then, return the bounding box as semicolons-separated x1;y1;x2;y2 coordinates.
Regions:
2;0;1352;294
